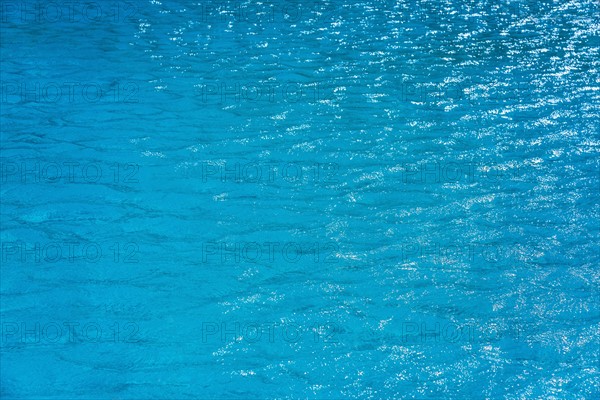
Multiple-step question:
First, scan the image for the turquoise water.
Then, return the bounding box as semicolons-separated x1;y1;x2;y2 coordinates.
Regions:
1;1;599;398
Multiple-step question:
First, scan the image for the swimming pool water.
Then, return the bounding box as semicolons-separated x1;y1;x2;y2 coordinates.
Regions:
1;0;599;398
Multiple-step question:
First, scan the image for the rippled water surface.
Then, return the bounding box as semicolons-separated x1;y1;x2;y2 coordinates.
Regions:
1;0;599;398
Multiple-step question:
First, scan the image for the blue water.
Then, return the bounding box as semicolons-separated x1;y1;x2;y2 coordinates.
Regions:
1;1;599;398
